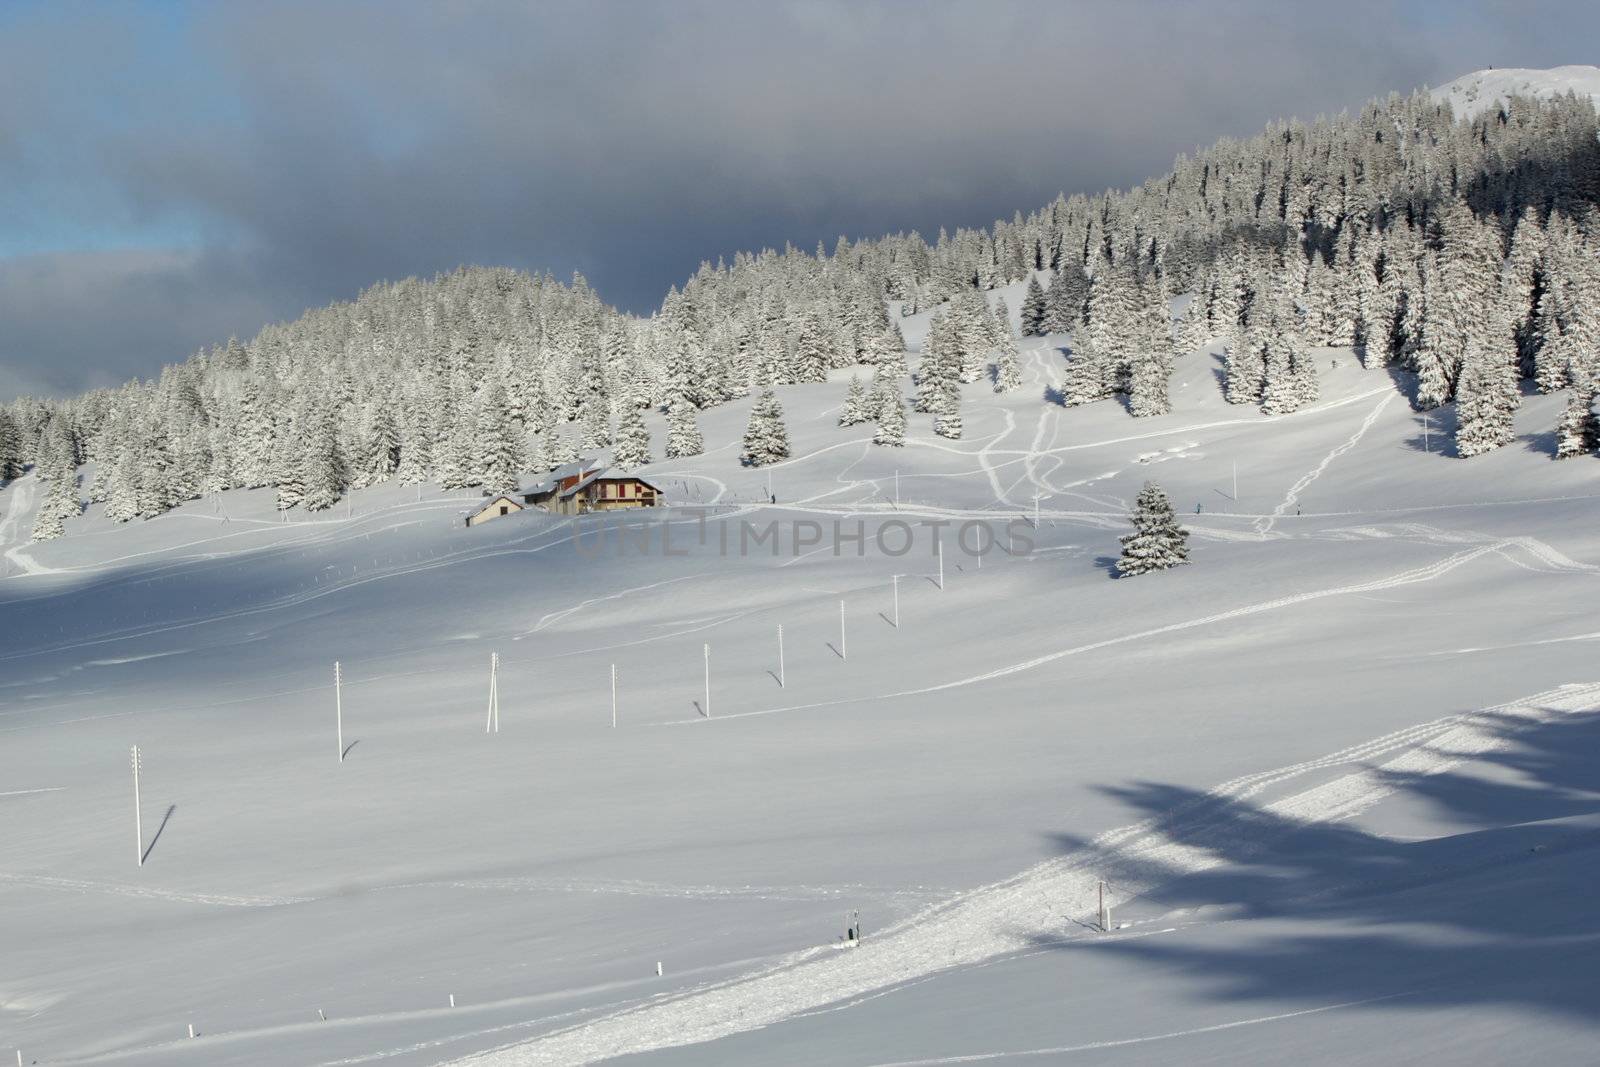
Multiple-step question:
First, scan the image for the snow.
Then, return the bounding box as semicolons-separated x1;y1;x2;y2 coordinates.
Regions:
1432;65;1600;119
4;303;1600;1065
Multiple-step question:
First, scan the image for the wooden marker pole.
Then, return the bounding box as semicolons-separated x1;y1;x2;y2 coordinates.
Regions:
335;661;344;763
703;643;711;718
839;600;846;660
777;625;785;688
485;653;500;734
611;663;618;728
131;745;143;868
892;575;900;628
937;539;944;590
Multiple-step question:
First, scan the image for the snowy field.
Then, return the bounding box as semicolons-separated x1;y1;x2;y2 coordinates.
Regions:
4;281;1600;1065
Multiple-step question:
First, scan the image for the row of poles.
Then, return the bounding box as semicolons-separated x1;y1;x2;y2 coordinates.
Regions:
126;545;958;867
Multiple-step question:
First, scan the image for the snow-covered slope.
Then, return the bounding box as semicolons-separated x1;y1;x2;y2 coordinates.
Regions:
4;288;1600;1065
1432;64;1600;119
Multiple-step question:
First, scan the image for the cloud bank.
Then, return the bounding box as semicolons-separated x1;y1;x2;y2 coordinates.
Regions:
2;0;1595;398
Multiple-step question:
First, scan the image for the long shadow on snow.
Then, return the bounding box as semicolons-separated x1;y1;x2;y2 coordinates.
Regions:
1027;706;1600;1023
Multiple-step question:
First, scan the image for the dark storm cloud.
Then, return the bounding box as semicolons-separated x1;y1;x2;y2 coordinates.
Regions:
1;0;1596;398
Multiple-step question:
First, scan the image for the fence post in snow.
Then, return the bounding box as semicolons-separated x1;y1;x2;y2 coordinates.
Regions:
449;993;456;1008
892;575;900;628
937;539;944;590
777;625;785;688
656;961;663;977
703;643;711;718
839;600;846;660
131;745;143;868
188;1023;195;1039
611;663;618;728
1099;880;1110;932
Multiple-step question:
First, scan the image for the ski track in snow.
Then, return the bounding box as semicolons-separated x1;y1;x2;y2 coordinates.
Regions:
861;990;1428;1065
447;682;1600;1065
1255;393;1396;537
0;475;57;576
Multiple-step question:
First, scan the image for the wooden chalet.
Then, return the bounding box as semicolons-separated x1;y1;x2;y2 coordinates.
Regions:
517;460;664;516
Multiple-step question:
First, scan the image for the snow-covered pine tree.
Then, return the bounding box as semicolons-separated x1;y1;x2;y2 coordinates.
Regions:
872;368;907;446
1116;481;1190;577
0;410;21;484
1020;276;1048;336
611;398;652;470
933;378;962;439
992;330;1023;393
546;427;580;468
474;382;523;494
30;462;80;541
1044;260;1088;333
1127;273;1174;417
838;374;871;426
990;295;1012;342
741;388;791;467
665;395;705;458
301;414;347;511
1553;382;1599;459
103;445;141;523
1453;342;1519;458
915;310;957;413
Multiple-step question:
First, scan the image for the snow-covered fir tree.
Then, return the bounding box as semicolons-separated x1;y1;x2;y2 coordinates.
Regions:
665;395;705;458
1020;275;1048;336
30;464;80;541
992;330;1023;393
1452;342;1519;458
611;398;652;470
872;368;907;446
838;374;871;426
741;388;790;467
933;379;962;440
1553;382;1599;459
1116;481;1190;576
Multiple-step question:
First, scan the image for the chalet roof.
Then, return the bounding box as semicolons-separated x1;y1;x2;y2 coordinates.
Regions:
518;459;598;497
557;466;666;499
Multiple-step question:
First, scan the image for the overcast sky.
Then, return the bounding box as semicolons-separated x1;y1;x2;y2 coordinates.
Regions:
2;0;1595;400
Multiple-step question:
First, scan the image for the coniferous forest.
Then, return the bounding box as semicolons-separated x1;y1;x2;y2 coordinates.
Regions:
5;86;1599;540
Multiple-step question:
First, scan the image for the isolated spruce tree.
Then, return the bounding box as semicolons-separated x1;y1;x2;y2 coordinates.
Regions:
741;388;790;467
1020;276;1048;336
872;369;907;446
839;374;871;426
665;395;705;458
612;401;652;470
1117;482;1190;577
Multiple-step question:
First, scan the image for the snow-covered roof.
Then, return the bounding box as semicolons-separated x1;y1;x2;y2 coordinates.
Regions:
519;459;598;497
557;467;666;499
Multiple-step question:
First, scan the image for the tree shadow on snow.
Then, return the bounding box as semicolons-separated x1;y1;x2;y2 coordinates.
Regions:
1024;706;1600;1025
